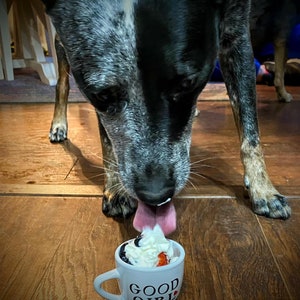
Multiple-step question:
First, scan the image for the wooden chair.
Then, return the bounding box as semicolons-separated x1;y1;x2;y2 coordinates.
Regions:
0;0;57;85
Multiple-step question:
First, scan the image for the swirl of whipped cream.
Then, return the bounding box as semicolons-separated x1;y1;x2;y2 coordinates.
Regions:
123;225;177;267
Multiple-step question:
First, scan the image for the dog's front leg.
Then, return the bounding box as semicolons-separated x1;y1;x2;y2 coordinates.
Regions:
273;38;292;102
219;5;291;219
97;116;137;219
49;35;69;142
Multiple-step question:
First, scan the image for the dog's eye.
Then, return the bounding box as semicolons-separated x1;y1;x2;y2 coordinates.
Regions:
89;88;127;115
90;92;110;112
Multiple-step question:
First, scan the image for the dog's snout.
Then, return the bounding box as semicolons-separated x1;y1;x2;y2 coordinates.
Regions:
134;164;175;206
136;186;174;206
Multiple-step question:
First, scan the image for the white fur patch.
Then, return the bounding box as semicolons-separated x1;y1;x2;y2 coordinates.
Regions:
123;0;135;26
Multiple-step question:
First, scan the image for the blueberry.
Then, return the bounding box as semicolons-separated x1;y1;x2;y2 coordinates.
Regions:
134;235;143;247
119;242;131;264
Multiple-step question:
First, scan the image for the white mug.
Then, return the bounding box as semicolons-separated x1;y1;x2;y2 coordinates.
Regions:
94;239;185;300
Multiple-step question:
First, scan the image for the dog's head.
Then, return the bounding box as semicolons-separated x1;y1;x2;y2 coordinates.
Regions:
46;0;217;232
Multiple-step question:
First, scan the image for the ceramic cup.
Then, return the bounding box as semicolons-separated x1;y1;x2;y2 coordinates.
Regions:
94;239;185;300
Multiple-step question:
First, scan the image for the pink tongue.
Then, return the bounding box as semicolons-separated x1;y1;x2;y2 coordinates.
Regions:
133;201;176;235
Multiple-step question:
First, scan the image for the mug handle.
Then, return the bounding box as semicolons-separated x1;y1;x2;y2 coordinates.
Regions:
94;269;122;300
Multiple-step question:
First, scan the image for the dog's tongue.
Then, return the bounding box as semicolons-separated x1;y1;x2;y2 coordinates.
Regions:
133;200;176;235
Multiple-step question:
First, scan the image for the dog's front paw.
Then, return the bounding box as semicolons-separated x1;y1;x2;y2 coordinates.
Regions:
49;121;68;142
244;167;291;220
277;91;293;103
252;194;291;220
102;189;137;219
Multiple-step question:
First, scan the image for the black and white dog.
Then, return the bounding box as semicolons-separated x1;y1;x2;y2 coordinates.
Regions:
43;0;291;235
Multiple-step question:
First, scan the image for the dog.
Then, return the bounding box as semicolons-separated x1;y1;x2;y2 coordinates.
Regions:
250;0;300;102
42;0;291;235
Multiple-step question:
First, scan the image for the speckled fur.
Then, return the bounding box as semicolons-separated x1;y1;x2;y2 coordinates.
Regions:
44;0;291;220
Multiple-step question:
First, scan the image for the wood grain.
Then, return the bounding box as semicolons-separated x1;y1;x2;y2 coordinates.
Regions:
0;84;299;299
173;198;292;300
258;203;300;299
0;197;83;299
1;196;298;299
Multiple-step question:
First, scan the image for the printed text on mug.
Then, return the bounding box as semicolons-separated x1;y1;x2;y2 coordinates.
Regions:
129;278;179;300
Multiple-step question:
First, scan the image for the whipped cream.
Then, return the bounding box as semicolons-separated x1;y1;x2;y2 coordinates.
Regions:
120;225;178;267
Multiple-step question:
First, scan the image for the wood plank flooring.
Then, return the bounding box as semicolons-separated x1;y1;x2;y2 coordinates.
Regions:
0;83;300;299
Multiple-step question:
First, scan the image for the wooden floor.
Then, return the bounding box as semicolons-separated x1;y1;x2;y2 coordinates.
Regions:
0;81;300;299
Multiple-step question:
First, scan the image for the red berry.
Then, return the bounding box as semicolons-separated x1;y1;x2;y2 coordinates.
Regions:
157;252;169;266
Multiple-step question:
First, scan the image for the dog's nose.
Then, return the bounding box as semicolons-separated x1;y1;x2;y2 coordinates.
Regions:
136;186;174;206
134;165;175;206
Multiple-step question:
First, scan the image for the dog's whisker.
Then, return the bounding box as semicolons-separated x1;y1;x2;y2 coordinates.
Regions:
87;163;119;174
181;181;197;194
81;160;119;175
84;151;119;169
185;178;198;191
103;163;119;170
108;182;127;197
88;164;105;170
96;157;119;169
200;164;217;169
190;158;214;165
189;153;209;159
190;156;216;166
86;172;106;180
191;164;217;171
190;158;218;173
189;171;210;181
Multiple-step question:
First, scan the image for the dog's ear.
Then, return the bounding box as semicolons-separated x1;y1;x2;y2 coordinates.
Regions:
40;0;57;11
